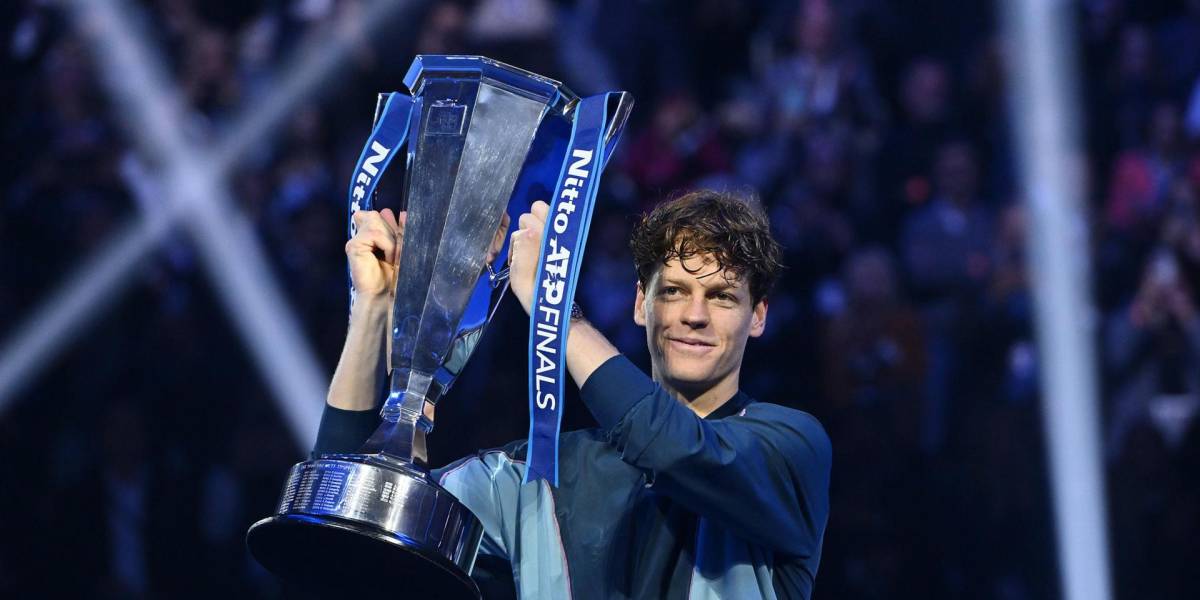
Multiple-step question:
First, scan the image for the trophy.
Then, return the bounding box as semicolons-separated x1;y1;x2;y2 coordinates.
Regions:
245;56;631;598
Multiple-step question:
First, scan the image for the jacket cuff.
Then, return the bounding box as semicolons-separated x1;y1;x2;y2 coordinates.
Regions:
311;404;381;457
579;354;656;429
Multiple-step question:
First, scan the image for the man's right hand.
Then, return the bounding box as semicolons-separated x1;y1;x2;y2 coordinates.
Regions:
328;208;402;411
347;208;405;301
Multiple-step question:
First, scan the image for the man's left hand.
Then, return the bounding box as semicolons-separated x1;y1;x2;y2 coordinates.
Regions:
509;200;550;315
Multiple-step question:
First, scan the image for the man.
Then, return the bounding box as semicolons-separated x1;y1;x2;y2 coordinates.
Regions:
317;191;831;598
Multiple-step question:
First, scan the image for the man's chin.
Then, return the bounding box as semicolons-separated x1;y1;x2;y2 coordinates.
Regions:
661;370;716;393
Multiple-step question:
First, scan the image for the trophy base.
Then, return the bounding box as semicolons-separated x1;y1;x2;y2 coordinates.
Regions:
246;456;483;600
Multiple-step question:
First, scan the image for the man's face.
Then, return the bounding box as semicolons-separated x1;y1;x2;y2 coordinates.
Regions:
634;253;768;398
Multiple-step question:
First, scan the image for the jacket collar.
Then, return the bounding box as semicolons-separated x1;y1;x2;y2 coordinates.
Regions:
703;390;753;420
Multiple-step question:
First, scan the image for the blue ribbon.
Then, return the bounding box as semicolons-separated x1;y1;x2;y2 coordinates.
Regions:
524;94;626;485
346;92;414;313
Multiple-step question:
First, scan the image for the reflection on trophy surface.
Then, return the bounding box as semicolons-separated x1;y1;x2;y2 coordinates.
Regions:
245;55;631;598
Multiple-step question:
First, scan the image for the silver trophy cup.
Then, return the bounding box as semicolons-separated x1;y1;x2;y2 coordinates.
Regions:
245;56;631;598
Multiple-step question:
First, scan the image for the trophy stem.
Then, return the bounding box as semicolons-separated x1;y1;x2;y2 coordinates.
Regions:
361;368;437;462
359;416;431;465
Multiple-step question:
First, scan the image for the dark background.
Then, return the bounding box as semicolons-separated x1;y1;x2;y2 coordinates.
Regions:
2;0;1199;598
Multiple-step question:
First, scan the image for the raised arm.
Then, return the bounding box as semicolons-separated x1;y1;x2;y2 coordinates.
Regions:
312;209;402;456
315;207;508;456
508;201;618;387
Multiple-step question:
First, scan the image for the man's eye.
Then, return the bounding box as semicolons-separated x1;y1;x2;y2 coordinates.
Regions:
661;286;681;296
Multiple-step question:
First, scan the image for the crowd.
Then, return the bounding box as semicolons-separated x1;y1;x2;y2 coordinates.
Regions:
2;0;1199;598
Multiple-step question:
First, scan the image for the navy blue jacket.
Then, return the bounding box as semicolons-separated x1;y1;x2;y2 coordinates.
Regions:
316;355;831;599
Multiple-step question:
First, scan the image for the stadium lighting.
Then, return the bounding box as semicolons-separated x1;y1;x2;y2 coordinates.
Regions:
0;0;415;450
1002;0;1114;599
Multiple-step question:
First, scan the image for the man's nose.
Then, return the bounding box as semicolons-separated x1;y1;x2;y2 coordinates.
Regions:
680;296;710;328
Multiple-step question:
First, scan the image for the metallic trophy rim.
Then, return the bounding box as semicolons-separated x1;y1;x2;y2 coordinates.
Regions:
246;457;483;599
247;514;481;595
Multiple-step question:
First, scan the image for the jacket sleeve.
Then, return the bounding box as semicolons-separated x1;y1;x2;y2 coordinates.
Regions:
312;363;393;457
311;405;381;458
579;354;832;557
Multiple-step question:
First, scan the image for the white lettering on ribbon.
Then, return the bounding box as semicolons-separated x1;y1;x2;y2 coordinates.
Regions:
349;140;392;235
532;147;595;415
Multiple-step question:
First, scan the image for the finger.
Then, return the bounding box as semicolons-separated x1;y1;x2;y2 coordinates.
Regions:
345;238;382;262
510;228;528;245
371;229;397;260
512;227;539;252
380;208;399;234
349;228;396;260
530;200;550;220
354;210;395;238
351;209;368;232
508;230;524;265
347;230;392;258
379;209;403;264
352;209;381;234
518;212;544;231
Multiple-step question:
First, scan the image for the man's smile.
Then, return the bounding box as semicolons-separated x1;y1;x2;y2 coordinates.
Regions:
666;336;718;355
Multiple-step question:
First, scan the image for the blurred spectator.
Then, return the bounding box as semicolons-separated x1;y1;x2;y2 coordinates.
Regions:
675;0;762;99
901;140;994;305
1101;172;1200;597
1104;25;1164;154
823;247;925;413
181;26;239;117
1106;101;1189;237
415;0;467;55
874;57;955;243
1105;248;1200;458
770;128;856;290
579;212;645;354
761;0;882;135
624;90;732;201
901;139;995;452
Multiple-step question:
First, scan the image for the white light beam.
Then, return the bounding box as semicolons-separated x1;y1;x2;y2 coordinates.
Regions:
1001;1;1114;599
56;0;329;448
1;0;416;437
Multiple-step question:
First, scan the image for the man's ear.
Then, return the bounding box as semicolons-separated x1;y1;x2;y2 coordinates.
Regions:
633;281;647;327
749;298;768;338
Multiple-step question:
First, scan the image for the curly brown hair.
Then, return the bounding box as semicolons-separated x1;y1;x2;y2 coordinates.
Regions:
630;190;784;303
